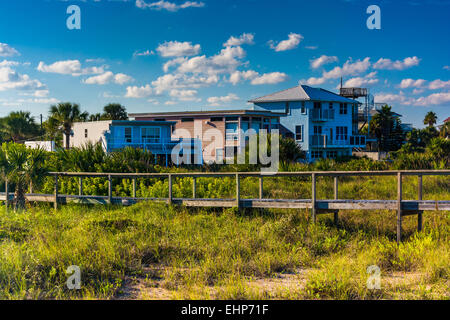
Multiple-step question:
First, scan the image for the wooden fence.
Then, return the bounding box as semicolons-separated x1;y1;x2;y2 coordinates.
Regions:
1;170;449;243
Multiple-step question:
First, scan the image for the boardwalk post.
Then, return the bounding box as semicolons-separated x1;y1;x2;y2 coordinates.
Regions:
236;173;240;209
397;172;403;244
108;175;113;204
168;174;173;205
29;181;33;194
5;179;9;213
192;177;196;199
54;175;58;210
418;175;423;232
133;178;137;198
334;176;339;225
311;173;316;223
79;177;83;196
259;176;263;199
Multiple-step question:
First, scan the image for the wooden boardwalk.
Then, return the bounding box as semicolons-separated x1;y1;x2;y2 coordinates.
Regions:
1;170;449;243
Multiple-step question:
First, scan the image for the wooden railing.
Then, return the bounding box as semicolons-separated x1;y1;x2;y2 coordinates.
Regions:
1;170;449;243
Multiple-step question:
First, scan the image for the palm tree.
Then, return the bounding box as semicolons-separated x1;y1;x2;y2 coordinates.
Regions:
0;111;40;143
370;105;404;152
89;113;103;121
424;111;437;127
440;121;450;139
49;103;88;149
0;143;48;211
103;103;128;120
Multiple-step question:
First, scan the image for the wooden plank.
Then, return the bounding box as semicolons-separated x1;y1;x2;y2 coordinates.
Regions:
334;176;339;225
236;173;240;209
192;177;196;199
311;173;316;223
259;176;263;200
108;175;113;204
79;177;83;196
133;178;137;198
5;179;9;213
397;172;403;244
54;175;58;210
168;174;173;205
418;175;423;232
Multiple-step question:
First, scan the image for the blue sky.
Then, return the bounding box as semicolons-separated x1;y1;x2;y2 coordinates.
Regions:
0;0;449;128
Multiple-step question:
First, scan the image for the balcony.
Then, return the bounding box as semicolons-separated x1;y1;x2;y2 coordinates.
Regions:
311;109;335;122
310;135;367;148
107;138;201;154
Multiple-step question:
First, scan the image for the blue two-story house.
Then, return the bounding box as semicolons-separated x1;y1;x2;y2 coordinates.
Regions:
249;85;366;162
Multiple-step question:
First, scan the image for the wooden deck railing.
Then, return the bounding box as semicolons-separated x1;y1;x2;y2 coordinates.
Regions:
1;170;449;243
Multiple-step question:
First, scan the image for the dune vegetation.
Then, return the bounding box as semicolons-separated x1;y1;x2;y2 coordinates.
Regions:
0;172;448;300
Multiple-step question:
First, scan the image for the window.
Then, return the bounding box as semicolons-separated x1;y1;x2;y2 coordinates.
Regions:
336;126;348;141
210;117;223;122
84;129;88;138
295;125;303;141
314;102;322;109
181;118;194;122
226;123;239;141
301;102;307;114
250;117;261;133
285;102;290;114
141;127;160;143
226;116;239;121
225;146;237;158
311;151;323;159
313;126;322;135
125;127;132;143
329;102;333;109
326;151;337;159
216;148;224;162
339;103;348;115
154;118;166;122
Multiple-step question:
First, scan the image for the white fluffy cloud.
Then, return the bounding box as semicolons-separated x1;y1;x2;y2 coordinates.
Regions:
152;73;219;94
0;43;19;57
223;33;255;47
174;46;246;75
428;79;450;90
269;33;303;52
342;72;378;87
399;78;427;89
251;72;289;85
375;91;450;106
207;93;239;106
135;0;205;11
157;41;201;57
169;89;200;101
373;56;420;70
125;84;153;98
310;55;338;69
399;78;450;90
37;60;106;76
84;72;134;85
0;67;45;91
304;58;371;85
228;70;288;85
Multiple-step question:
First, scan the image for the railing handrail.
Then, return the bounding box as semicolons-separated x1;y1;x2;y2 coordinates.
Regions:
47;170;450;178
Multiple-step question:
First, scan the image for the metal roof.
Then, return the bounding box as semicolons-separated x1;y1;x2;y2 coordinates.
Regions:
248;85;360;104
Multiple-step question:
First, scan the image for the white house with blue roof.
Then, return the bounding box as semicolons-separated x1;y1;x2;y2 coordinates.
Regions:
249;85;367;162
